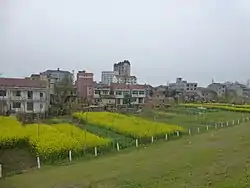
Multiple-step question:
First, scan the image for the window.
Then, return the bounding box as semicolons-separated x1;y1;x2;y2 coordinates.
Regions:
13;102;21;108
0;90;6;96
40;104;43;109
123;91;130;95
132;91;138;95
187;88;189;90
139;91;145;95
14;90;21;97
27;102;34;111
103;91;109;95
27;91;33;99
94;90;99;95
115;91;122;95
40;92;44;98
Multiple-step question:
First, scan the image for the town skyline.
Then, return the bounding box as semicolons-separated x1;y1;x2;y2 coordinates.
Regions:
0;64;249;88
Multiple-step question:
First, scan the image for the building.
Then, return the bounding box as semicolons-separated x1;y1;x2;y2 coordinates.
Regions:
93;83;115;105
168;78;198;93
207;83;226;97
113;60;131;76
28;74;41;80
196;87;217;101
226;82;250;98
76;70;94;102
40;68;73;82
112;75;137;85
101;71;118;85
111;83;146;105
0;78;48;114
39;68;73;95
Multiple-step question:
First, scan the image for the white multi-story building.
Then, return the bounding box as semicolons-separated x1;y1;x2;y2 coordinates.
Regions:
0;78;49;114
168;78;198;93
101;71;118;85
111;83;146;105
113;75;137;85
207;83;226;97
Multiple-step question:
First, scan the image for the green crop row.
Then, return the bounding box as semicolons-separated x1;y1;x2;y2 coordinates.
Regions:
179;103;250;113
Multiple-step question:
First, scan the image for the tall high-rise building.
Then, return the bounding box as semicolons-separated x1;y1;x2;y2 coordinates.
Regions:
113;60;131;76
101;71;118;85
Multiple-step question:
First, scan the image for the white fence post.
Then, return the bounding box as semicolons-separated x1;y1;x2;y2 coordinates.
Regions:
206;125;209;131
177;131;180;137
197;127;200;133
215;124;217;129
165;133;168;140
247;117;249;121
226;122;229;126
94;147;97;157
188;129;191;135
116;143;120;151
0;164;2;178
69;150;72;162
232;120;235;125
151;136;154;143
135;139;138;147
37;156;41;169
221;122;224;128
238;119;240;124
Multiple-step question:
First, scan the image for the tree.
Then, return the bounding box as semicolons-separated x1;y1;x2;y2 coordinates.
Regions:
52;76;74;115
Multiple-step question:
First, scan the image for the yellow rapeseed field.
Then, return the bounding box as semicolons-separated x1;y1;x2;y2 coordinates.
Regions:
72;112;184;138
25;124;80;159
0;116;111;161
0;116;27;148
52;123;111;148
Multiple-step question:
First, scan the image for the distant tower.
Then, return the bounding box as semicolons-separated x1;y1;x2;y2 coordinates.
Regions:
113;60;131;76
212;78;215;84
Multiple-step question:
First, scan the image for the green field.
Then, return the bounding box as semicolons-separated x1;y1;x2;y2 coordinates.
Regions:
1;107;250;187
140;107;248;128
1;121;250;188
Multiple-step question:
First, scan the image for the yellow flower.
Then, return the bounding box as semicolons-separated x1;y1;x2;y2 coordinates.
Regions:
72;112;184;138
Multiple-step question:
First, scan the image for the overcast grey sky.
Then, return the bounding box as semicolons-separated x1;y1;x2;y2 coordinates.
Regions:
1;0;250;86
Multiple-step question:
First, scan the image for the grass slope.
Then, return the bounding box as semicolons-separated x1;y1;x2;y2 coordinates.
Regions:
1;122;250;188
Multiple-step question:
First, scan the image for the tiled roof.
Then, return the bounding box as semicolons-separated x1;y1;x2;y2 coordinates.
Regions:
42;69;71;74
111;83;146;90
0;78;47;88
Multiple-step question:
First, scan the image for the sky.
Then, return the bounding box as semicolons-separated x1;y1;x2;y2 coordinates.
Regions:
1;0;250;86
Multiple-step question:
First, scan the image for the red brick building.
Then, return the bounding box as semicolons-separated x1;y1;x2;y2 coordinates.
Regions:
76;71;94;102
